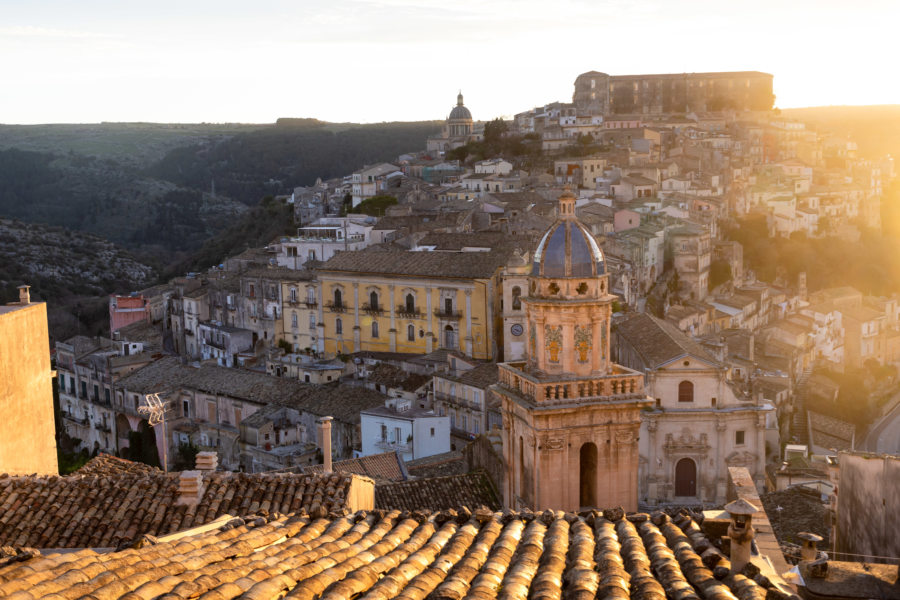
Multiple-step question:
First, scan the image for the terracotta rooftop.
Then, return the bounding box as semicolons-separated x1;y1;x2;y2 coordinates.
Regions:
375;472;500;512
116;358;387;424
0;505;791;600
303;452;408;483
614;312;719;369
0;471;355;549
318;246;515;279
75;453;162;477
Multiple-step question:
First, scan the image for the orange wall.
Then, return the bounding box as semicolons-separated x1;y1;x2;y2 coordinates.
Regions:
0;303;58;475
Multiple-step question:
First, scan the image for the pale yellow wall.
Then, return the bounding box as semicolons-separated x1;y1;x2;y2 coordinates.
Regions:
0;303;58;475
319;274;496;359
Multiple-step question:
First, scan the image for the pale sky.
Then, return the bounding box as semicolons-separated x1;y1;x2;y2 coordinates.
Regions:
1;0;898;124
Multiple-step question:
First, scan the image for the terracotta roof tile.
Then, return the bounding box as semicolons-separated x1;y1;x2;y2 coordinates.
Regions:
375;472;501;511
303;452;407;483
0;471;355;549
75;453;162;476
0;507;786;600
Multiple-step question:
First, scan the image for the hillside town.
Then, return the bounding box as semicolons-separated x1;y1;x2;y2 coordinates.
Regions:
2;69;898;598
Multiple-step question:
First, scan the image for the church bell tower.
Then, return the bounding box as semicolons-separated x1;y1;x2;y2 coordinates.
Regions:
492;188;652;512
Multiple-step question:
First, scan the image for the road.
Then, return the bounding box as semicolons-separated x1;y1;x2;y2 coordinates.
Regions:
862;390;900;454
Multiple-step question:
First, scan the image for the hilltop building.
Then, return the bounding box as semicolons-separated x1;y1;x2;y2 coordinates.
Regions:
426;91;480;154
573;70;775;115
492;190;652;512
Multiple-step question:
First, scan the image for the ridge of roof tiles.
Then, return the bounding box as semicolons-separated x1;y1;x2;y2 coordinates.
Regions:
375;471;501;511
303;451;407;483
74;453;162;476
0;506;797;600
0;471;354;549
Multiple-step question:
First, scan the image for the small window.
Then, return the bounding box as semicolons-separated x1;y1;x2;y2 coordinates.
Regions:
333;289;343;308
735;430;745;445
678;381;694;403
430;427;435;437
336;318;343;335
406;293;415;313
372;321;379;338
512;286;522;310
407;324;415;342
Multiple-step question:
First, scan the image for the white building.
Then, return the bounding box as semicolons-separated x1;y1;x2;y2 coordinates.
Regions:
613;313;774;505
360;397;449;462
351;163;400;206
276;216;375;269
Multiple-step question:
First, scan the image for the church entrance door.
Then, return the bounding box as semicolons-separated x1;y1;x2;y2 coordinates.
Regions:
675;458;697;497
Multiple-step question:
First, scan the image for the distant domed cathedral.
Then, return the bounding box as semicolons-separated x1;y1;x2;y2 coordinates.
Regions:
492;189;653;512
426;91;481;154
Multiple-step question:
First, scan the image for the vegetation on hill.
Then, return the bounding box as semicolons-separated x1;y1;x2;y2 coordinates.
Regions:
147;120;441;204
0;218;155;343
725;183;900;296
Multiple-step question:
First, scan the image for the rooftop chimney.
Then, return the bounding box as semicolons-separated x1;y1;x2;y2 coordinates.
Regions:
195;451;218;472
17;285;30;305
797;531;823;562
317;416;333;474
725;498;758;573
176;470;205;506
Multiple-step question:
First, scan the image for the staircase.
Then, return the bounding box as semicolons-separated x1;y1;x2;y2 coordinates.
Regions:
789;366;814;446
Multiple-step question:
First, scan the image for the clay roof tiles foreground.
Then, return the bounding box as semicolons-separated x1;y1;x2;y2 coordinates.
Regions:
0;506;795;600
303;451;408;483
0;471;354;549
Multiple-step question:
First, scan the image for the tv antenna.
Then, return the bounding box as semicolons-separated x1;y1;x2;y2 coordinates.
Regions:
139;392;171;473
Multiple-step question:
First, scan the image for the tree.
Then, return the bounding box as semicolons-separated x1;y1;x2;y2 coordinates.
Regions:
353;195;397;217
173;441;200;471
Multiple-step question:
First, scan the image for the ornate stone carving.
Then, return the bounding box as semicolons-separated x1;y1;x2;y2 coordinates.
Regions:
574;324;592;363
725;451;756;469
663;431;711;457
615;429;636;445
545;325;562;363
544;438;565;451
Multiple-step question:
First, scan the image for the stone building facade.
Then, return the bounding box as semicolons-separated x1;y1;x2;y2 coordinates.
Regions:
492;190;651;512
613;313;773;505
573;70;774;115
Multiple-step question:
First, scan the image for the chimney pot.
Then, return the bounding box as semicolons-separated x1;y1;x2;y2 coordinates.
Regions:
317;416;333;474
725;498;758;573
17;285;30;305
797;532;823;562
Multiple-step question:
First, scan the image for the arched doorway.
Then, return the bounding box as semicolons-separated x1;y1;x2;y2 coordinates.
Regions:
579;442;598;508
675;458;697;497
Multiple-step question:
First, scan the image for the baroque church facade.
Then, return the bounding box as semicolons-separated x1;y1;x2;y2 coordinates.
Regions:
426;92;481;154
491;190;652;512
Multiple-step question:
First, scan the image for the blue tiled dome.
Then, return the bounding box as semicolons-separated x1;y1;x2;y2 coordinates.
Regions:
531;217;605;278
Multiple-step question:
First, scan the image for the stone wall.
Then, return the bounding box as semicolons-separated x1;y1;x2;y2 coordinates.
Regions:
463;434;504;500
0;302;58;475
836;452;900;562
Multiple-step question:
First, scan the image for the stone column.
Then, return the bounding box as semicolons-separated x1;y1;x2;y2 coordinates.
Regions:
316;284;325;355
465;289;473;356
425;287;434;353
353;284;361;348
389;284;397;352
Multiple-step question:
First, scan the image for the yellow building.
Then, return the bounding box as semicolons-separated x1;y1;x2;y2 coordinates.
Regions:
315;247;522;360
0;286;58;475
280;276;320;353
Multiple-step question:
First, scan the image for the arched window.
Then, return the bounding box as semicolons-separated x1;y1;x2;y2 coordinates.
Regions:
406;293;415;313
444;324;456;349
372;321;379;338
512;286;522;310
289;287;297;302
291;312;298;329
370;291;379;311
407;324;415;342
307;287;316;304
335;318;343;335
333;289;342;308
678;380;694;403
